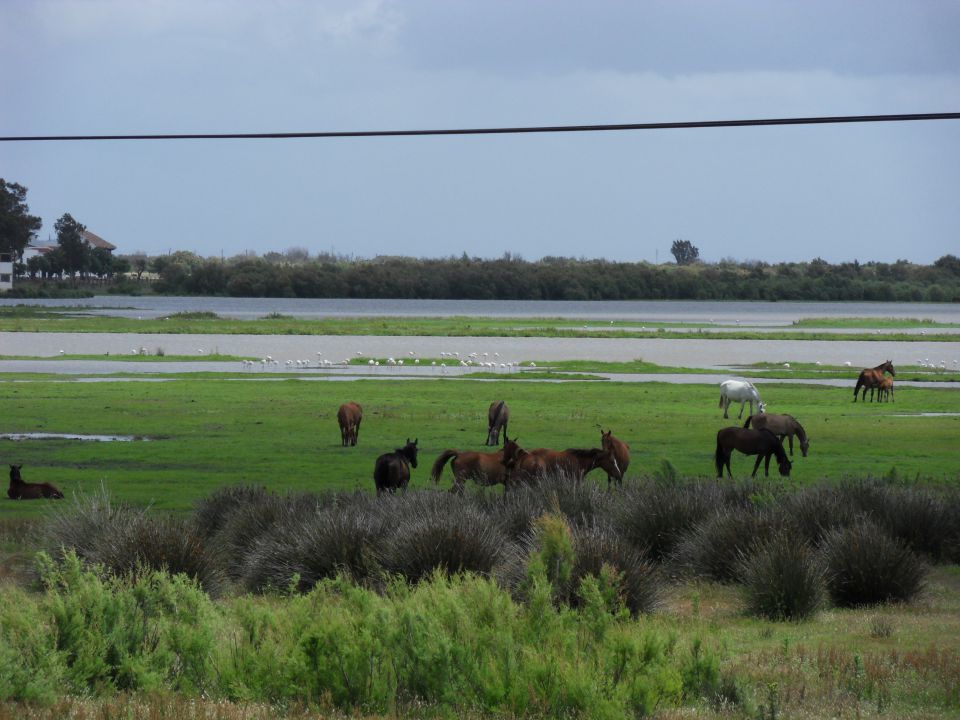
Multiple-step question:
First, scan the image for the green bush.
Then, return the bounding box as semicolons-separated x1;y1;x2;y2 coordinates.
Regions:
820;519;928;607
739;530;826;620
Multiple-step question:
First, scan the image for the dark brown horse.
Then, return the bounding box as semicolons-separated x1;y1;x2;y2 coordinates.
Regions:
7;464;64;500
374;438;418;496
486;400;510;446
715;428;792;478
600;429;630;487
853;360;895;403
337;402;363;446
431;448;506;493
744;413;809;457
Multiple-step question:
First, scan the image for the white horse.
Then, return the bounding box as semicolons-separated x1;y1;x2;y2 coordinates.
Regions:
719;380;765;419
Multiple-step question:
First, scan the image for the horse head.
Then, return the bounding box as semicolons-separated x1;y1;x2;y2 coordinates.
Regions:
402;438;419;468
757;401;767;414
777;455;793;477
884;360;896;376
9;464;22;482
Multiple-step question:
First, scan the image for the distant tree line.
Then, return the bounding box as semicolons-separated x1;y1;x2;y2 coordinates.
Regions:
133;250;960;302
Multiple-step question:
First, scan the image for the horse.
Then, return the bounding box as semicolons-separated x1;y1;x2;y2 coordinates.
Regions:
431;448;507;493
500;437;549;487
744;413;810;457
719;379;766;419
337;402;363;446
715;427;791;478
853;360;895;403
7;464;64;500
879;375;895;403
529;446;621;484
373;438;418;496
600;429;630;487
486;400;510;446
501;438;618;487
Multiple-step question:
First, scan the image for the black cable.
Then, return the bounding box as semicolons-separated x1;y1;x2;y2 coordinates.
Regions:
1;112;958;142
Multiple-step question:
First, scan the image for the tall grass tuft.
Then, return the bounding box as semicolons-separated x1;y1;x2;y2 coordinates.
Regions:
377;493;509;583
738;530;826;620
674;506;781;583
192;484;275;539
820;519;928;607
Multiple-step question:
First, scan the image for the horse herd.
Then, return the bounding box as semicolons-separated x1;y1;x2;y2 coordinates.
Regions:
2;361;895;501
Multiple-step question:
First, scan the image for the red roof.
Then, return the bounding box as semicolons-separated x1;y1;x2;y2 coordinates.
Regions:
82;230;116;251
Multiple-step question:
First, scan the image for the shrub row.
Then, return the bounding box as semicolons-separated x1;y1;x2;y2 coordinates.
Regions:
39;477;959;617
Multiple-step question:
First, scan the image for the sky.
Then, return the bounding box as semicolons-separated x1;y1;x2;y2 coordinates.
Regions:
1;0;959;264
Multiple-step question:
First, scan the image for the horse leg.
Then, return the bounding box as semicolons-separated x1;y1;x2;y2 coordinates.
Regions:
785;434;793;456
751;454;763;477
723;398;729;419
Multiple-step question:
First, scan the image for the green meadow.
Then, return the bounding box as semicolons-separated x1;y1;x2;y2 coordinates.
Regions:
1;376;957;519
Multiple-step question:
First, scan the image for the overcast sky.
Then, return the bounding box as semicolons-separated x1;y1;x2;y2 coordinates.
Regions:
2;0;959;263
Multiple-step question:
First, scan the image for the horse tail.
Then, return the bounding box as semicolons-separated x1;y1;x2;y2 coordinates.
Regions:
743;415;752;428
430;450;458;483
718;393;725;408
714;437;725;477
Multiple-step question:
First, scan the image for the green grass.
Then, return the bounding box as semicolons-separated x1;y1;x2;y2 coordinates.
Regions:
1;376;957;519
794;316;960;329
2;306;958;341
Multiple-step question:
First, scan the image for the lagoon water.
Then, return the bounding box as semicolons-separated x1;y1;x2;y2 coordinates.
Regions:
2;296;959;324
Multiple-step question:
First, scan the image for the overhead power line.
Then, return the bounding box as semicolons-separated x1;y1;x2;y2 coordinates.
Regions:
1;112;958;142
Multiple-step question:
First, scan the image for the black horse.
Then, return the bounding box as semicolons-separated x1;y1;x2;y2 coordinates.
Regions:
374;438;419;496
715;427;791;478
7;464;64;500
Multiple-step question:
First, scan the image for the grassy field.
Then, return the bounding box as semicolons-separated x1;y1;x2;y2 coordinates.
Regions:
1;376;957;519
2;305;959;341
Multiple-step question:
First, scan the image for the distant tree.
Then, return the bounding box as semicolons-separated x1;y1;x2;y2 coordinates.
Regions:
934;254;960;275
0;179;42;260
128;253;148;280
54;213;89;277
670;239;700;265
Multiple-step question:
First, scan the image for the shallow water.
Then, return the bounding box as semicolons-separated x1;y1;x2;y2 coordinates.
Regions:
0;432;147;441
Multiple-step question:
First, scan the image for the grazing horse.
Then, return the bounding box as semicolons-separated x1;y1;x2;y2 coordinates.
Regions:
373;438;418;496
853;360;895;403
879;375;895;403
431;448;507;493
600;429;630;487
719;380;766;419
744;413;810;457
7;464;64;500
715;428;792;478
486;400;510;446
337;402;363;446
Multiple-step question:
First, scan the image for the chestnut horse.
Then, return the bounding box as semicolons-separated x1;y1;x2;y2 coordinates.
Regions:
879;375;895;403
744;413;809;457
600;429;630;487
715;428;791;478
373;438;418;496
337;402;363;446
431;448;506;493
7;464;64;500
502;438;620;487
853;360;895;403
486;400;510;446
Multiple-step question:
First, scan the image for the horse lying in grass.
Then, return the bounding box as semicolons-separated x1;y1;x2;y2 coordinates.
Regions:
744;413;810;457
374;438;418;496
715;428;791;478
7;464;64;500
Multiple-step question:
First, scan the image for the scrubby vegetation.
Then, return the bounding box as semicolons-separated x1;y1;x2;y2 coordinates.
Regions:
3;476;960;716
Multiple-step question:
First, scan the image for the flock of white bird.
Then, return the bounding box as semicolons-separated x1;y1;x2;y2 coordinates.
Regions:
235;349;535;373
